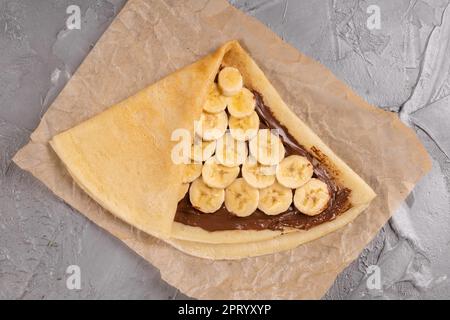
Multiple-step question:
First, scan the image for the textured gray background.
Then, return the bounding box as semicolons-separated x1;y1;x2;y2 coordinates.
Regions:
0;0;449;300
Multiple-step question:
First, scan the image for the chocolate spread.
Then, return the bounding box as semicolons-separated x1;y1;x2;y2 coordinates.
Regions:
174;90;351;231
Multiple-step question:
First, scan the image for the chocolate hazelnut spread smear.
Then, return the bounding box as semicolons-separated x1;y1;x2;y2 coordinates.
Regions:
174;90;351;231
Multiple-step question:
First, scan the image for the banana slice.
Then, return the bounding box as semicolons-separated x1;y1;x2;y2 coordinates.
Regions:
225;178;259;217
190;139;216;163
189;178;224;213
202;157;240;188
227;88;256;118
258;182;292;216
181;162;202;183
229;111;260;141
195;111;228;141
218;67;243;97
276;155;314;188
249;129;285;166
203;83;228;113
215;133;248;167
294;178;330;216
177;183;190;201
241;156;276;189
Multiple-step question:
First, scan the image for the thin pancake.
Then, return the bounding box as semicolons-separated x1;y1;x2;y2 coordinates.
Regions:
50;41;376;257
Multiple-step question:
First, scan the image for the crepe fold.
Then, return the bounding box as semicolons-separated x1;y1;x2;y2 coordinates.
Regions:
50;41;376;259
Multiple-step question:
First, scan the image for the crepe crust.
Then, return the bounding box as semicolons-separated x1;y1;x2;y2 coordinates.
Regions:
50;40;376;258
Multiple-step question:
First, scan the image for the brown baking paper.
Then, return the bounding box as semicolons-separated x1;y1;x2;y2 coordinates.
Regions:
13;0;431;299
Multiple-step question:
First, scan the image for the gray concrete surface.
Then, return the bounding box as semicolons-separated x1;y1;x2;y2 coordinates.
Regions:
0;0;449;299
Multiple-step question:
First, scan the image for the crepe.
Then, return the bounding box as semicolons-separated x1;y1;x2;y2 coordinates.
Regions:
50;41;376;259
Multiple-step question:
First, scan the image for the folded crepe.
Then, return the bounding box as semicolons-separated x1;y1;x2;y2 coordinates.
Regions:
50;41;376;260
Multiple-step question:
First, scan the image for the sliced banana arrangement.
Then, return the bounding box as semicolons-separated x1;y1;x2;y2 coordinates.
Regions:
189;178;225;213
182;162;202;183
249;129;285;166
294;178;330;216
179;66;333;219
215;133;248;167
218;67;243;96
276;155;314;189
229;111;259;141
227;88;256;118
190;139;216;163
202;157;240;189
203;83;228;113
241;156;276;189
258;182;292;216
195;111;228;141
225;178;259;217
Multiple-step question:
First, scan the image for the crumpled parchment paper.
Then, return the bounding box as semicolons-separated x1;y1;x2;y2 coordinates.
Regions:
13;0;431;299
